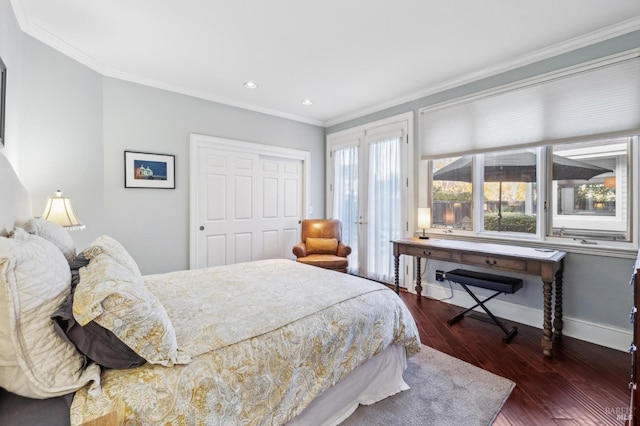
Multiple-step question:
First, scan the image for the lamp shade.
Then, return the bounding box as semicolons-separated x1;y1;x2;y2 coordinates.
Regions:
417;207;431;230
42;190;85;230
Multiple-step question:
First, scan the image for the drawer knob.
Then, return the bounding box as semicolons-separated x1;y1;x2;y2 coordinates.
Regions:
485;259;497;265
422;251;431;256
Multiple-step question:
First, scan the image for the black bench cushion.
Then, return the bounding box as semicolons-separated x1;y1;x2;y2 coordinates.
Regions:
446;269;523;294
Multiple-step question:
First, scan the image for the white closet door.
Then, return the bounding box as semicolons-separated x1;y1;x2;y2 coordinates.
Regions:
259;156;302;261
192;141;305;269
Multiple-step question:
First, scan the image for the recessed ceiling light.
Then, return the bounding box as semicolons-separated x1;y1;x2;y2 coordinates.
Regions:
301;99;313;106
243;81;258;89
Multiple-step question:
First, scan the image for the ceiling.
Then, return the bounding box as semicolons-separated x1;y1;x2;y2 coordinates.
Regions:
10;0;640;127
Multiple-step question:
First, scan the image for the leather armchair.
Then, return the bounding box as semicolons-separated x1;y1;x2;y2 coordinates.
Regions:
292;219;351;273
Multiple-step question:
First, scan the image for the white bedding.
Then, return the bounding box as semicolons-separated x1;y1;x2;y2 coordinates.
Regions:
70;260;421;425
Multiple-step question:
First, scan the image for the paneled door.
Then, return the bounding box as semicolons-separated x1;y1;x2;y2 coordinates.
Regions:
190;134;309;269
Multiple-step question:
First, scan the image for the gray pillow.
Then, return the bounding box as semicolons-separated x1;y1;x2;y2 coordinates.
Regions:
51;252;146;370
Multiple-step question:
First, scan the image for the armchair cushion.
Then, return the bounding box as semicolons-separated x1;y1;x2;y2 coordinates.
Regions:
306;237;338;255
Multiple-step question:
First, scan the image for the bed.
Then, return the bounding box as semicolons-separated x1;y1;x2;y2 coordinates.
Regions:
0;152;421;425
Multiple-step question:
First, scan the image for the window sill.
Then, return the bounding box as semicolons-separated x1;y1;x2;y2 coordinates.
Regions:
420;230;637;259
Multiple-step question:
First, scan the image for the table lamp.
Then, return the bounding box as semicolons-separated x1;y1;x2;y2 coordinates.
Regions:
417;207;430;239
42;190;85;230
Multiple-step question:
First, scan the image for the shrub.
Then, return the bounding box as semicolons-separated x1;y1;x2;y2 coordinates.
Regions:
484;212;536;233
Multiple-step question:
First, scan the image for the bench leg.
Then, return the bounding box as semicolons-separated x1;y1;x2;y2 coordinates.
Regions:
449;283;518;342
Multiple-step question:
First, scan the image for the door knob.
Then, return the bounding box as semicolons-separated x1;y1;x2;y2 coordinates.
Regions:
199;226;205;231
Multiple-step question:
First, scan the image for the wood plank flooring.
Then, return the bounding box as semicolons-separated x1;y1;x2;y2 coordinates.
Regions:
398;290;630;425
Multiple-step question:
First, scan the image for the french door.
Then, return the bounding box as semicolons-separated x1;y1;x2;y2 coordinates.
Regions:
328;114;413;285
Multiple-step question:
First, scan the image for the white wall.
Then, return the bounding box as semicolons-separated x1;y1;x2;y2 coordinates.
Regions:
0;0;24;168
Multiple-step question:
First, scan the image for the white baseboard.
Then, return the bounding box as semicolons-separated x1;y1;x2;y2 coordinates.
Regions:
416;281;632;353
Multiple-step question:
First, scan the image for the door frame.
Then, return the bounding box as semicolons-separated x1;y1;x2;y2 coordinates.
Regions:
189;133;311;269
326;112;415;284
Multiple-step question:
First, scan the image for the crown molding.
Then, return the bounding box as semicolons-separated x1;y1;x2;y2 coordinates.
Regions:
9;0;324;127
324;16;640;127
101;68;325;127
10;1;640;129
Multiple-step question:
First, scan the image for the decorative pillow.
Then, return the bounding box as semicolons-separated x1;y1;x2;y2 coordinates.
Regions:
306;237;339;255
0;228;100;398
73;252;189;367
51;252;146;369
21;218;76;262
83;235;141;277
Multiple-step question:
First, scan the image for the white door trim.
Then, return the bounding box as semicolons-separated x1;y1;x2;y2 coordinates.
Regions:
326;111;414;284
189;133;311;269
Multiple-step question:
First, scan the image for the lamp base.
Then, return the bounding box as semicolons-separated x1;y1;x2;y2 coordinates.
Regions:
418;236;430;239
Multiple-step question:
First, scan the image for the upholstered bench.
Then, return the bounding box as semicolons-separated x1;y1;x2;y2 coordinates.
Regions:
445;269;523;343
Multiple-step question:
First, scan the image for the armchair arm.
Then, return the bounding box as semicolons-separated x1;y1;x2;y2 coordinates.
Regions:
337;242;351;258
292;242;307;258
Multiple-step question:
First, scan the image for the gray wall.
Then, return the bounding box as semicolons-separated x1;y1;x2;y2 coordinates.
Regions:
0;0;325;275
327;31;640;331
0;0;104;251
102;78;325;274
1;0;636;335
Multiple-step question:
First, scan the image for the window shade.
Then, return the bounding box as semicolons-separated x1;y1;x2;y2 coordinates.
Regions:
420;55;640;158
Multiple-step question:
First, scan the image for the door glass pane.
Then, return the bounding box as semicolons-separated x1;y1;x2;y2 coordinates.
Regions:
482;149;538;234
367;137;402;283
551;137;630;242
432;156;473;230
332;146;359;272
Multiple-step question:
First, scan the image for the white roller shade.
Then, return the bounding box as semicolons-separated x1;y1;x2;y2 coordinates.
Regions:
420;54;640;158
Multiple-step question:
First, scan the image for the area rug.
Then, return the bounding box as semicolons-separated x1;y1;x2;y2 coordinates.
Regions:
340;345;515;426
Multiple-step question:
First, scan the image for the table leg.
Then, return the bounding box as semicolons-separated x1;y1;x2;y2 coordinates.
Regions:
394;254;400;295
542;280;553;357
415;257;422;297
553;264;564;338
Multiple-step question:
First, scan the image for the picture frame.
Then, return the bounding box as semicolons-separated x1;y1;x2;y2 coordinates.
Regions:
124;151;175;189
0;56;6;147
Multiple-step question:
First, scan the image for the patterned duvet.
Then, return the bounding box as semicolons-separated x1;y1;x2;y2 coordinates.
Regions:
70;259;421;425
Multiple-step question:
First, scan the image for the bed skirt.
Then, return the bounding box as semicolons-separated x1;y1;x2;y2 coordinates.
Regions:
289;344;409;426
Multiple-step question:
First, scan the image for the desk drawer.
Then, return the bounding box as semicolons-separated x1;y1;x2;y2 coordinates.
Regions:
460;253;527;272
402;245;452;261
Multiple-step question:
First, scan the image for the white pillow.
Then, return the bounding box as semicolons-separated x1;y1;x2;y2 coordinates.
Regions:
74;252;189;367
83;235;141;277
21;218;76;262
0;228;100;398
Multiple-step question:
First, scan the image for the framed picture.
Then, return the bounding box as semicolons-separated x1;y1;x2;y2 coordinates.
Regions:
0;56;6;147
124;151;175;189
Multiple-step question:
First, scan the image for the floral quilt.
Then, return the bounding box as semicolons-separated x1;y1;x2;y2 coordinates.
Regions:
70;259;421;425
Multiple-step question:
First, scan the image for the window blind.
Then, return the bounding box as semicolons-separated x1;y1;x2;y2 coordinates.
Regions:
420;54;640;158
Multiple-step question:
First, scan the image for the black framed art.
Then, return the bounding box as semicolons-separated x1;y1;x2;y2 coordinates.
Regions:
124;151;175;189
0;56;6;147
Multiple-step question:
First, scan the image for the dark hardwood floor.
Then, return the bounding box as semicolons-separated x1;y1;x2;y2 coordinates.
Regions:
398;290;630;425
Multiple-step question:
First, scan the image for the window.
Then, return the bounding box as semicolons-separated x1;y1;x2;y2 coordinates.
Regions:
426;136;635;247
432;156;473;230
420;54;640;250
482;149;538;235
550;138;630;242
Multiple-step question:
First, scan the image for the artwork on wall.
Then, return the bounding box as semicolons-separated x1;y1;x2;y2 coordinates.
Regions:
0;56;6;147
124;151;175;189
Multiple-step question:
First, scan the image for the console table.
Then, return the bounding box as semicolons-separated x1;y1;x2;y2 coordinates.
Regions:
392;237;566;356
